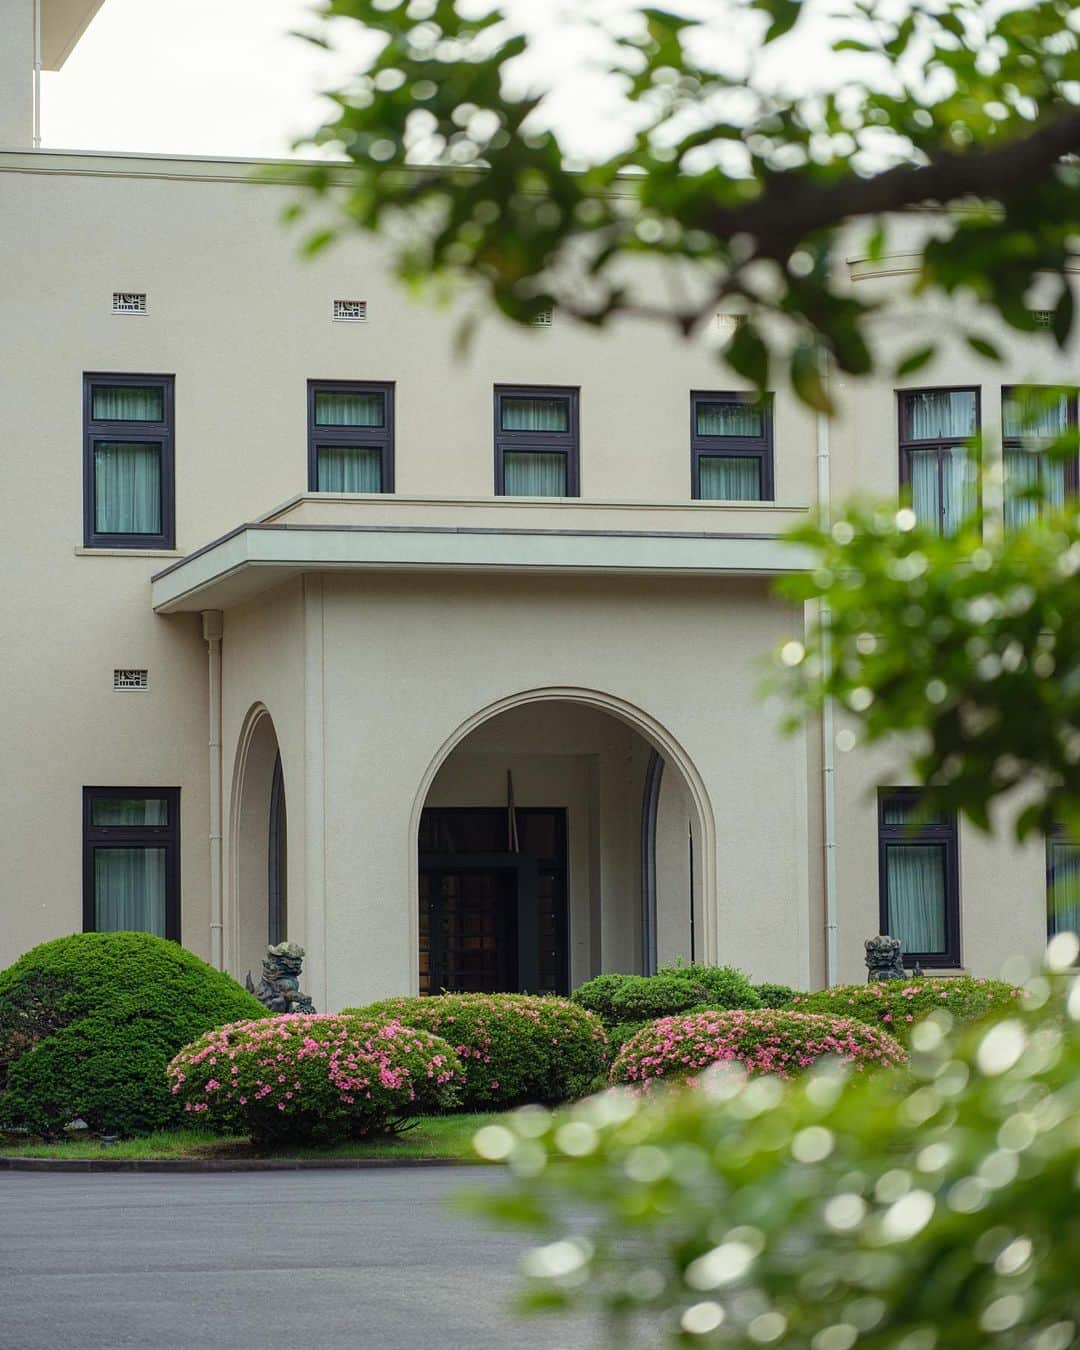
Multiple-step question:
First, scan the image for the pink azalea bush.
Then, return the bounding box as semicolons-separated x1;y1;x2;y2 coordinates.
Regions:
610;1008;906;1086
792;977;1023;1045
345;993;607;1108
166;1013;462;1144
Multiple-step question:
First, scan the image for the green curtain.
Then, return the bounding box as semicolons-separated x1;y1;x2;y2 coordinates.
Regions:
91;385;163;421
501;397;568;432
314;391;385;427
886;843;947;953
91;797;167;826
698;456;761;500
316;446;382;492
504;451;567;496
94;847;167;935
696;401;763;437
1049;839;1080;935
94;443;162;534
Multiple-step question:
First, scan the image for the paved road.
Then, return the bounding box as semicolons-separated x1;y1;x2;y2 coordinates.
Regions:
0;1168;603;1350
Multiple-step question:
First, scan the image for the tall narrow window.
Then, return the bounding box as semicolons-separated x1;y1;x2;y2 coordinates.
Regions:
1048;825;1080;938
898;388;979;535
307;381;394;493
83;788;180;940
83;374;174;549
691;392;773;500
1002;387;1077;532
494;386;579;497
878;789;960;967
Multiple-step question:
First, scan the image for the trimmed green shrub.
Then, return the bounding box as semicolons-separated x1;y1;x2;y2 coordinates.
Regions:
605;1021;648;1060
344;993;607;1109
754;981;799;1007
0;932;266;1137
792;976;1023;1044
658;962;762;1009
573;965;762;1029
608;973;706;1021
168;1014;462;1144
569;973;632;1024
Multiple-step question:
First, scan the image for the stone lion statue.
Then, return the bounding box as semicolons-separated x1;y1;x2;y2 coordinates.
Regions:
245;941;316;1014
864;935;907;982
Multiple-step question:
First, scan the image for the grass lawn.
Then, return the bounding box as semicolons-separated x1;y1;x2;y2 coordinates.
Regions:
0;1113;499;1161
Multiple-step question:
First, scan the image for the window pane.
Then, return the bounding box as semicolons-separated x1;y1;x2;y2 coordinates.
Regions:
942;446;977;535
314;390;385;427
91;797;168;826
882;795;946;828
94;443;162;534
698;456;762;500
908;448;940;529
905;390;977;439
1003;390;1070;440
885;843;947;954
1049;839;1080;936
696;401;764;438
501;396;569;432
504;451;567;496
316;447;382;492
91;385;164;422
94;847;167;936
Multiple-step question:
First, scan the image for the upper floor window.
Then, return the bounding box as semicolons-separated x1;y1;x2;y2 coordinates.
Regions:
494;386;579;497
83;787;180;940
898;388;979;535
691;392;773;500
307;381;394;493
1048;824;1080;939
1003;387;1077;532
83;374;174;549
878;788;960;967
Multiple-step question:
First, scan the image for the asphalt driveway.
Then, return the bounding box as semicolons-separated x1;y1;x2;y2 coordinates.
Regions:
0;1167;602;1350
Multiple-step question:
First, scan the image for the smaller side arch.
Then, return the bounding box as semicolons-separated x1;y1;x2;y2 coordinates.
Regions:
228;703;284;982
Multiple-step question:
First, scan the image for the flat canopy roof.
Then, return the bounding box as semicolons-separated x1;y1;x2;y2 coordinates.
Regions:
42;0;106;68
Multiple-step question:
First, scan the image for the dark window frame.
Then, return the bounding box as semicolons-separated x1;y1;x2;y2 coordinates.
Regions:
494;384;580;497
82;786;181;941
877;787;961;968
1046;823;1079;939
83;373;175;549
690;390;774;500
1002;385;1079;530
897;385;982;534
307;379;395;493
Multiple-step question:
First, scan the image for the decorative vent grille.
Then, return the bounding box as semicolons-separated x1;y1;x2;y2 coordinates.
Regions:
530;309;553;327
333;299;368;322
716;313;746;333
1031;309;1054;329
114;668;149;692
112;292;147;314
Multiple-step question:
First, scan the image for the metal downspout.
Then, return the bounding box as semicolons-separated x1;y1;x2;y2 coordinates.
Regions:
32;0;41;148
202;611;224;969
817;380;839;988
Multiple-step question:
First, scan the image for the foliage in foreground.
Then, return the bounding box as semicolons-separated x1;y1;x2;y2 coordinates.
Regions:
471;960;1079;1348
610;1009;906;1086
343;993;607;1109
167;1013;462;1144
793;977;1023;1047
0;932;265;1137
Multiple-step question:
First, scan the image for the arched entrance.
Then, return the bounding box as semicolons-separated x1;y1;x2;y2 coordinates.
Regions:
230;705;288;981
410;689;715;995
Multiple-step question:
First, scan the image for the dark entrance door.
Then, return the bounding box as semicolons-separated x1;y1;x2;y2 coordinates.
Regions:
418;808;568;996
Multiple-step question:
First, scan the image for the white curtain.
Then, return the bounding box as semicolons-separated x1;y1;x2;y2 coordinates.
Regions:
91;386;162;422
908;390;977;439
314;391;384;427
908;447;974;535
1003;390;1069;439
699;456;761;500
504;451;567;496
94;443;161;534
696;402;763;437
1050;840;1080;936
886;843;947;953
501;398;568;432
91;797;167;826
316;447;382;492
94;847;167;935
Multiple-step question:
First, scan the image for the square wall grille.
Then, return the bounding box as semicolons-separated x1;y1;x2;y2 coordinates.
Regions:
333;299;368;322
112;292;148;314
530;309;553;327
1031;309;1054;329
716;313;746;333
114;668;149;691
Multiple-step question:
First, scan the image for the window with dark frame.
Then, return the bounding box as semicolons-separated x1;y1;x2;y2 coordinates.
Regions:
83;373;175;549
878;788;960;967
898;387;980;536
494;386;579;497
1002;387;1078;533
691;392;774;501
307;381;394;493
83;788;180;941
1047;824;1080;939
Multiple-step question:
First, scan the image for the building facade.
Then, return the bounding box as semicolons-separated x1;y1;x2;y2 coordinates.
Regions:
1;0;1076;1008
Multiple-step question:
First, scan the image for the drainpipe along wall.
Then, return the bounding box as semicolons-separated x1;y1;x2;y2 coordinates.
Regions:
817;371;839;988
202;610;224;969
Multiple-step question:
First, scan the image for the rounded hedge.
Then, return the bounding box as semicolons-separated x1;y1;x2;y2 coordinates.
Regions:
755;982;799;1008
168;1013;462;1143
658;963;762;1010
572;965;762;1027
344;993;607;1109
0;932;266;1137
608;974;706;1021
611;1008;906;1085
791;977;1023;1044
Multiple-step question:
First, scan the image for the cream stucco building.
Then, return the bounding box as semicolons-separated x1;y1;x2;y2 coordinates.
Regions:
2;0;1075;1009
